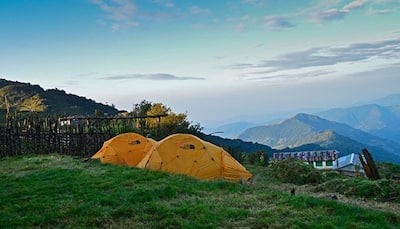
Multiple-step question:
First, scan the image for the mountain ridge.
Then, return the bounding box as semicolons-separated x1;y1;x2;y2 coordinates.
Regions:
317;104;400;144
0;78;119;121
239;113;400;163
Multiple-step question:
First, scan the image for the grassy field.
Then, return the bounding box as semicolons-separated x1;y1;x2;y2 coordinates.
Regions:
1;154;399;228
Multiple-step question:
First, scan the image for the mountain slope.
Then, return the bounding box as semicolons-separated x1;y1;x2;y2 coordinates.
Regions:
0;78;118;119
239;113;400;163
198;132;274;155
317;104;400;144
361;93;400;107
204;121;258;138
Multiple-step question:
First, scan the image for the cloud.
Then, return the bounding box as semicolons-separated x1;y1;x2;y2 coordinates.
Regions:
367;8;393;15
241;0;265;6
90;0;138;30
310;0;393;23
99;73;205;80
249;69;336;81
307;0;372;23
254;38;400;71
138;12;176;21
75;72;100;77
224;15;253;32
235;23;247;32
263;16;295;29
151;0;174;8
228;38;400;83
228;63;255;69
190;6;210;15
314;8;347;22
343;0;368;11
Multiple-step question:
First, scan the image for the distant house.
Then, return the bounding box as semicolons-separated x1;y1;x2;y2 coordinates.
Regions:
333;153;365;176
272;150;339;170
59;116;86;127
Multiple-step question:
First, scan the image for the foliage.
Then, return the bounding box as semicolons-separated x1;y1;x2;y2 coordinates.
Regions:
312;177;400;202
268;158;323;185
0;154;399;228
378;161;400;179
311;162;400;202
245;151;269;166
0;79;119;126
131;100;202;140
131;99;153;132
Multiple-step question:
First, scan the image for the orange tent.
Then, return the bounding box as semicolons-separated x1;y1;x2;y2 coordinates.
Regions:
91;132;155;167
138;134;252;182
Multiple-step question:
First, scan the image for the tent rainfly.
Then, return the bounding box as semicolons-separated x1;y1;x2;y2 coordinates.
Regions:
137;133;253;182
91;132;156;167
92;133;252;182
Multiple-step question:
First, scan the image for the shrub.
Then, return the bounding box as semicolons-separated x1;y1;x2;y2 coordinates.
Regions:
312;178;400;202
269;158;323;185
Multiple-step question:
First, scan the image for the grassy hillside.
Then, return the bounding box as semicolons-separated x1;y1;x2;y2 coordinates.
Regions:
1;154;399;228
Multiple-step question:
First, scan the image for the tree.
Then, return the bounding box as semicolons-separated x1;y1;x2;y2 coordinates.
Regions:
256;150;269;166
132;100;152;117
131;100;202;139
132;100;152;132
93;109;104;117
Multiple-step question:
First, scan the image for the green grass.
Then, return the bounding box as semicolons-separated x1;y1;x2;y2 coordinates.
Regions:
1;154;399;228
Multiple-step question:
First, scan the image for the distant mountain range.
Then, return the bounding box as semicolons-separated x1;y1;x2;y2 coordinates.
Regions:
198;132;274;157
204;93;400;163
355;93;400;107
317;104;400;144
207;94;400;139
204;121;258;139
238;113;400;163
0;78;118;124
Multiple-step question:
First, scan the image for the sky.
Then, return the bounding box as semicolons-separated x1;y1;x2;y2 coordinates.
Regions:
1;0;400;127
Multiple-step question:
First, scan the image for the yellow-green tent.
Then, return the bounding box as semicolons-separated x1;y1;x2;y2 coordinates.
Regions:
91;132;156;167
138;133;252;182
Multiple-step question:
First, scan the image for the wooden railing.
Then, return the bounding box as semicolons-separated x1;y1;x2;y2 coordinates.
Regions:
0;114;166;158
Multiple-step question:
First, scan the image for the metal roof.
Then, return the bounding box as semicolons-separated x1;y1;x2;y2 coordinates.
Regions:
333;153;363;170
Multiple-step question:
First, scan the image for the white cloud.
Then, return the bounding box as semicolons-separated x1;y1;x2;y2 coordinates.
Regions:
90;0;138;30
343;0;368;11
99;73;205;80
367;8;393;14
314;8;347;22
229;37;400;83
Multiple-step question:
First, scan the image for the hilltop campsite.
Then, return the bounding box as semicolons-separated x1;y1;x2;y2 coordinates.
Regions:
1;92;400;227
2;0;400;227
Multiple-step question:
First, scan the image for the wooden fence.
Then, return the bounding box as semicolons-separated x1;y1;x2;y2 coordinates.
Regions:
0;114;166;158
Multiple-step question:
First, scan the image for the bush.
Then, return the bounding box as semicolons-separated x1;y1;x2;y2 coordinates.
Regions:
312;178;400;202
246;151;269;166
269;158;323;185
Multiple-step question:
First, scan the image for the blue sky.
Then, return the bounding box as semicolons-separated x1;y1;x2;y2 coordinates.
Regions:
1;0;400;126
